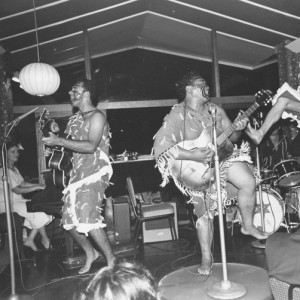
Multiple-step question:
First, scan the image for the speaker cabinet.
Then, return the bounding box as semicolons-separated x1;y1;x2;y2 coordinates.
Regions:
113;197;131;243
142;202;178;243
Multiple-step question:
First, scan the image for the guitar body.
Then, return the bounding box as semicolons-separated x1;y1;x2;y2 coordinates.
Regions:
48;148;72;171
170;127;234;191
39;109;72;189
53;169;69;188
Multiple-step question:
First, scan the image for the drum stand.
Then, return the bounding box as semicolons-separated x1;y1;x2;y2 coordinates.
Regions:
284;186;300;231
251;145;267;249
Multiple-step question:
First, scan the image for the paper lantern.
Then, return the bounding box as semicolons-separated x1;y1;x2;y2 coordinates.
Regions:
19;62;60;97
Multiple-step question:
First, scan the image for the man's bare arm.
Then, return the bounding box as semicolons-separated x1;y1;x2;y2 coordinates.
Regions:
42;111;107;153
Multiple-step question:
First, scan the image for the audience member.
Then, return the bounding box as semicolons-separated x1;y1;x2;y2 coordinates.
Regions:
75;259;162;300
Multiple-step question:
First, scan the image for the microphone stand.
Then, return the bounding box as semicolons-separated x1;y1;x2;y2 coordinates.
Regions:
2;123;32;300
251;119;266;249
207;111;246;299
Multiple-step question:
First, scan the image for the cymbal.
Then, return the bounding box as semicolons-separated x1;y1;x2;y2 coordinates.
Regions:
278;174;300;188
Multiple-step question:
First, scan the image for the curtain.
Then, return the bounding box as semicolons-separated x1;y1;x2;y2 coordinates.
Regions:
276;39;300;89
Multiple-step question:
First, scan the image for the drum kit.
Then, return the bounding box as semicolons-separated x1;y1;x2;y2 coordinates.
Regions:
258;159;300;234
226;158;300;238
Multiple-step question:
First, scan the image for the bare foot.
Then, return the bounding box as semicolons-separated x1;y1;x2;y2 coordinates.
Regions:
41;238;50;250
197;258;212;275
241;226;268;240
23;239;38;251
78;249;99;275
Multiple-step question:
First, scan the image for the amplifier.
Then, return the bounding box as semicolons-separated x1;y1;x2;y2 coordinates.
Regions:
113;196;131;243
142;202;178;243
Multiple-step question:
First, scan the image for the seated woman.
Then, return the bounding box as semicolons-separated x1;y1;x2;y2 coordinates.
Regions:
0;141;52;252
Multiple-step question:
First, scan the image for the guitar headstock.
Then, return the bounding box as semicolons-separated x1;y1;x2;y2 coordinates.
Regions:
255;89;273;107
39;109;60;138
39;109;49;126
39;109;50;137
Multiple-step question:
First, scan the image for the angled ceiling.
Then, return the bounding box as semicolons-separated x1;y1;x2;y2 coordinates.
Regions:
0;0;299;73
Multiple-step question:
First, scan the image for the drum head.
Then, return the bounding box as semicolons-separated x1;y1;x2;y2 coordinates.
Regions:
253;189;284;234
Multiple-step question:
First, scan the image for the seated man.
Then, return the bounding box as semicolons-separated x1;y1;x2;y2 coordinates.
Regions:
153;71;267;275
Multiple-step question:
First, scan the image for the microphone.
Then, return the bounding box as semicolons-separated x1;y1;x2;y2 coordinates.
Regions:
8;107;39;125
208;103;217;125
208;103;217;115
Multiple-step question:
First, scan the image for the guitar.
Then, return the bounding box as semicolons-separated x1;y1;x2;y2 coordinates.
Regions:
169;89;273;193
39;109;72;188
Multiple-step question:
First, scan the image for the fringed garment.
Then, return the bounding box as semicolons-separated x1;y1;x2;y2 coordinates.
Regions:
62;112;113;234
153;102;253;220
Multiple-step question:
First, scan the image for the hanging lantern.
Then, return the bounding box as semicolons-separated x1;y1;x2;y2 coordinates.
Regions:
19;62;60;97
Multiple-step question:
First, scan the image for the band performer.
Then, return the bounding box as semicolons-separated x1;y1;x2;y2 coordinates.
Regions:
153;71;267;275
258;122;289;171
42;79;115;274
0;142;52;252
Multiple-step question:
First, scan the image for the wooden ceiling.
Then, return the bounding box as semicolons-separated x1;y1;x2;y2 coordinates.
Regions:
1;0;299;73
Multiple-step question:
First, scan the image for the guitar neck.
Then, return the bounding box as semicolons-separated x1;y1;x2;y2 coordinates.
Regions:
41;127;50;138
217;101;259;145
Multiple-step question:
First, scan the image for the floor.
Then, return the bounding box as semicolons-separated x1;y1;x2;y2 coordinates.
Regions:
0;214;279;300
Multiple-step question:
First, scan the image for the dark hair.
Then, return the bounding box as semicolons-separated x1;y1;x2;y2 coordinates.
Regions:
75;78;95;103
5;141;20;151
176;70;206;102
81;260;160;300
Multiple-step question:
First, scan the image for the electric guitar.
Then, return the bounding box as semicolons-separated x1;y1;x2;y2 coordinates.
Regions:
169;89;273;193
39;109;72;188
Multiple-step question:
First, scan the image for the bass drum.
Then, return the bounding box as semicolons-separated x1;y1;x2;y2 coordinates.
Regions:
253;189;285;235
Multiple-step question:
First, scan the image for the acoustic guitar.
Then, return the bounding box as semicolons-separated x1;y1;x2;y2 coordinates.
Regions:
169;89;273;193
39;109;72;188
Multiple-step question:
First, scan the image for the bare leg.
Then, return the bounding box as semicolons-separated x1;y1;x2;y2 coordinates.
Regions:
247;97;292;144
38;226;50;249
196;214;214;275
24;229;38;251
89;228;115;267
227;162;267;239
68;227;99;274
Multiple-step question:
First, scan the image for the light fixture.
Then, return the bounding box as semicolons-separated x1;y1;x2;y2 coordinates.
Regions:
18;0;60;97
12;71;20;83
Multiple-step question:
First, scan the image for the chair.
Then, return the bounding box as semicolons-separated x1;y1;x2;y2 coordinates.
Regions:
126;177;178;258
269;277;300;300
